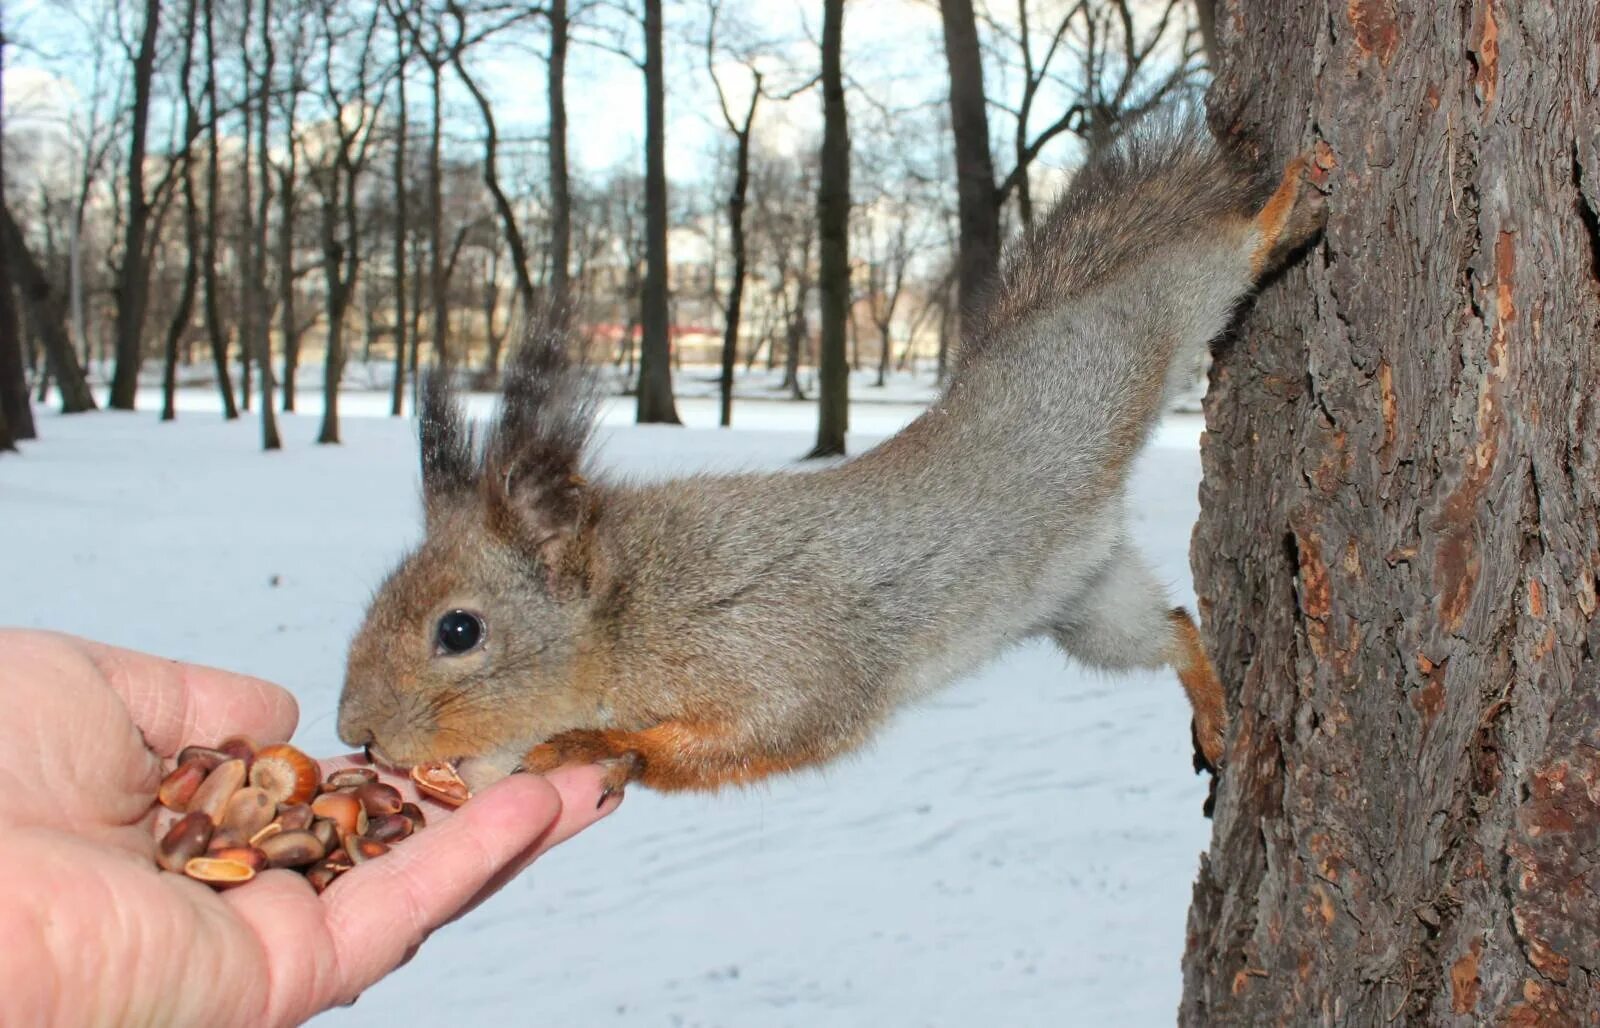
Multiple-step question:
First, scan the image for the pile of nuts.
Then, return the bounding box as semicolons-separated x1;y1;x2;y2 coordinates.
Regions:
153;736;471;892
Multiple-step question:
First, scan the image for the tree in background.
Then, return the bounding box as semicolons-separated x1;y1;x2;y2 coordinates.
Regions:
0;14;35;446
107;0;162;410
1182;0;1600;1022
634;0;679;424
808;0;849;458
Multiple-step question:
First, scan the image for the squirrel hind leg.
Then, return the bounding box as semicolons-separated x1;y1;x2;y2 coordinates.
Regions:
1248;149;1330;280
1046;548;1228;773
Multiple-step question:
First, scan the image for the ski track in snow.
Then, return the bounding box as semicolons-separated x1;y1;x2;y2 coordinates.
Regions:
0;387;1211;1027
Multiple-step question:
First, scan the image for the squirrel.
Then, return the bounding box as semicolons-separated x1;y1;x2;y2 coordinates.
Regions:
338;109;1328;805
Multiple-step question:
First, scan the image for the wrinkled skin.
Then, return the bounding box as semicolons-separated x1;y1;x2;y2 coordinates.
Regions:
0;629;619;1027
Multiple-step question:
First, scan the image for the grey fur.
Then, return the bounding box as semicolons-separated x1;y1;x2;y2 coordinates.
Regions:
339;110;1296;788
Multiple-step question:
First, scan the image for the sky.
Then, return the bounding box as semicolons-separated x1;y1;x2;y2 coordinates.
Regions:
1;0;1093;199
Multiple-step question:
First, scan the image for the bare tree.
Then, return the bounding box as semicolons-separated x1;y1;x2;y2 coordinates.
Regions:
0;17;34;444
938;0;1001;330
808;0;849;458
388;24;411;415
441;2;538;315
636;0;679;423
201;0;240;419
160;0;206;423
108;0;163;410
255;0;281;447
547;0;571;307
312;2;387;444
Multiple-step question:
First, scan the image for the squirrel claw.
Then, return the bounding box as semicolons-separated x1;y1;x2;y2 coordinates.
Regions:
596;750;645;807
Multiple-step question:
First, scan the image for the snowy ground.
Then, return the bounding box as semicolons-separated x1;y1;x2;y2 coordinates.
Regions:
0;383;1211;1027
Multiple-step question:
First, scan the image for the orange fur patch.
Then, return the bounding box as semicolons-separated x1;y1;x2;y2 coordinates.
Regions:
1169;608;1228;767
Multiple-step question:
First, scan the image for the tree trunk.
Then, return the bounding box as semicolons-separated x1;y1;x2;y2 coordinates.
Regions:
718;117;753;429
809;0;849;459
161;0;204;424
390;41;409;417
1181;2;1600;1025
635;0;680;424
108;0;162;410
280;64;302;413
428;60;447;368
254;0;280;448
0;24;33;442
937;0;1000;328
547;0;571;308
202;0;238;420
0;205;96;414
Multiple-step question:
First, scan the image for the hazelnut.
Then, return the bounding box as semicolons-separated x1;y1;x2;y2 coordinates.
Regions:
249;745;320;806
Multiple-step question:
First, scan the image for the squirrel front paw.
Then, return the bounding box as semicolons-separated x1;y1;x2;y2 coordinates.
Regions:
522;730;647;807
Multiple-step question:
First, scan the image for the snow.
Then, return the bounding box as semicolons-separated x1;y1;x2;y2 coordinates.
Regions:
0;383;1211;1027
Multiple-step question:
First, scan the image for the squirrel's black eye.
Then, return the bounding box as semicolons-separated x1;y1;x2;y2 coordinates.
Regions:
435;610;485;655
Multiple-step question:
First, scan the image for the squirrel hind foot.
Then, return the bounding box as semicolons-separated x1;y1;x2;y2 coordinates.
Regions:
1249;150;1331;279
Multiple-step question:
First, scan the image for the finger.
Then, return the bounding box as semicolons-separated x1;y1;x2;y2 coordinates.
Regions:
529;765;624;857
444;767;624;922
78;636;300;758
316;773;562;999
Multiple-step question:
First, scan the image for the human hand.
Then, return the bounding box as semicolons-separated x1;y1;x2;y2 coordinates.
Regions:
0;629;619;1026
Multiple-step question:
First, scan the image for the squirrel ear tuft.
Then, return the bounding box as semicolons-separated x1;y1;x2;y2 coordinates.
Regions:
480;314;599;593
420;368;475;505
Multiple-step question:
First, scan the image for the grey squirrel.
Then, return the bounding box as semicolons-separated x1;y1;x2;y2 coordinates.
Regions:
337;110;1328;803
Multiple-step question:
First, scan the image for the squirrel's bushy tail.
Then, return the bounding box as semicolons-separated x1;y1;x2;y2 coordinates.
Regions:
962;108;1266;369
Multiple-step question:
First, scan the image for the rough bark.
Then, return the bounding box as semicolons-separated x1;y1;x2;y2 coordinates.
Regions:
635;0;680;424
809;0;849;458
547;0;571;308
108;0;162;410
937;0;1000;326
1181;1;1600;1025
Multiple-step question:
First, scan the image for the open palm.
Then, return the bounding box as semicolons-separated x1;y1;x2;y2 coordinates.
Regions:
0;630;618;1026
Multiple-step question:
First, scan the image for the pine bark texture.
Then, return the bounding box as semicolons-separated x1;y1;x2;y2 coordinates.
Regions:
1182;2;1600;1025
